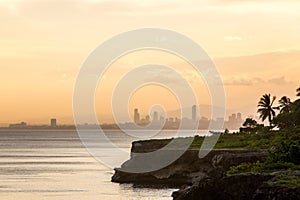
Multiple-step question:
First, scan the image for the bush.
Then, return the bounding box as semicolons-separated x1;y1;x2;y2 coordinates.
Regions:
268;140;300;165
226;161;300;176
226;162;261;176
276;178;300;188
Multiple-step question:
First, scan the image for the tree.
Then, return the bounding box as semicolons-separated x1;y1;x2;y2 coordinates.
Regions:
278;96;292;113
273;99;300;129
243;118;258;128
257;94;277;126
240;118;263;133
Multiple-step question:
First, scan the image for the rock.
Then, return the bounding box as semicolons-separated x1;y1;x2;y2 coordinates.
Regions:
112;139;266;187
112;138;300;200
253;171;300;200
254;185;300;200
173;171;300;200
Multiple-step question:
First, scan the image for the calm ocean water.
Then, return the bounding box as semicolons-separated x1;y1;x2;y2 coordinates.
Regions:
0;129;206;200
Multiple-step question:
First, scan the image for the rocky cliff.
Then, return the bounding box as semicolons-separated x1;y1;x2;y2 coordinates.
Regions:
112;149;266;183
112;139;300;200
172;171;300;200
112;139;264;186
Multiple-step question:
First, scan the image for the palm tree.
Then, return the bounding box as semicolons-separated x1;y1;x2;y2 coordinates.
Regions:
278;96;292;113
297;87;300;97
257;94;277;126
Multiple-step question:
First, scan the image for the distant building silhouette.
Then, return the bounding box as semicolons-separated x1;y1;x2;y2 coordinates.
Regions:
192;105;197;121
9;122;27;128
237;113;242;122
51;119;57;127
229;113;236;122
145;115;150;123
134;108;140;124
175;117;180;124
153;111;158;122
126;106;244;130
226;113;243;130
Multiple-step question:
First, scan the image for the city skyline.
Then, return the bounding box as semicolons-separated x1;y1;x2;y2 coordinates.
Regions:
0;1;300;124
127;106;243;130
3;105;245;131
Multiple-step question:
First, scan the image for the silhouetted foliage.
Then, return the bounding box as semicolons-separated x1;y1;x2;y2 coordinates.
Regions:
229;87;300;175
268;140;300;165
240;118;264;134
243;118;258;127
274;99;300;129
278;96;292;113
257;94;277;126
224;128;229;134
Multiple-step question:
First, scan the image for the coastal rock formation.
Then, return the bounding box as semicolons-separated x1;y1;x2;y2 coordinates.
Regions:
172;173;273;200
112;139;300;199
173;171;300;200
112;139;266;187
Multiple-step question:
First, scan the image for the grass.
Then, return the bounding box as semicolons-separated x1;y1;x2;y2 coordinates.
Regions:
226;161;300;176
267;172;300;188
276;178;300;188
141;127;300;151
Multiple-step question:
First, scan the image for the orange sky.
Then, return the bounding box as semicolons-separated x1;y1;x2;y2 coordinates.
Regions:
0;0;299;124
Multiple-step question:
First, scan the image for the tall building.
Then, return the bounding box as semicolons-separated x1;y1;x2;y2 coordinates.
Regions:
134;108;140;124
145;115;150;123
226;113;243;130
232;113;237;121
50;119;57;127
229;113;237;122
192;105;197;121
237;113;242;122
153;111;158;122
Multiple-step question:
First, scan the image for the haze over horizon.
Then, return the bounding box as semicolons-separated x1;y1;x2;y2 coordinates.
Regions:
1;0;300;124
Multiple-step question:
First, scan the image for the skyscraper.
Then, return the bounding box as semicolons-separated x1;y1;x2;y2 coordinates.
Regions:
232;113;237;121
237;113;242;122
192;105;197;121
50;119;57;127
153;111;158;122
134;108;140;124
145;115;150;123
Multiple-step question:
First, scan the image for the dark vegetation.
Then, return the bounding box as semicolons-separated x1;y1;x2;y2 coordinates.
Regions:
225;87;300;176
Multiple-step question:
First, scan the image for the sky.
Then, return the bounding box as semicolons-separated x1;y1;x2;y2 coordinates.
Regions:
0;0;299;124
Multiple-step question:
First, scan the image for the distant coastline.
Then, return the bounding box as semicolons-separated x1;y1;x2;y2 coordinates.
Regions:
0;125;233;131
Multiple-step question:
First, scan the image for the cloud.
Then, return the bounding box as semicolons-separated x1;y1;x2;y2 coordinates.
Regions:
268;76;293;85
143;67;186;85
223;76;267;86
223;76;293;86
224;36;242;41
224;77;253;86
